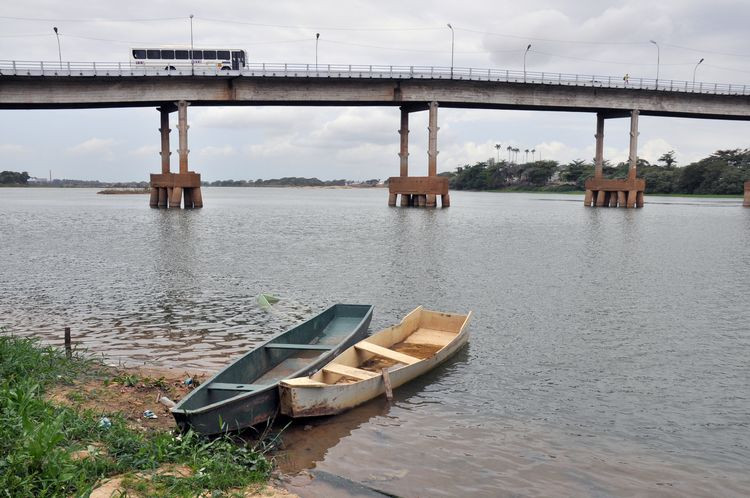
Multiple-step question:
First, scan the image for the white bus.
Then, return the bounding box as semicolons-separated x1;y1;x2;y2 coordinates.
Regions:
130;48;247;71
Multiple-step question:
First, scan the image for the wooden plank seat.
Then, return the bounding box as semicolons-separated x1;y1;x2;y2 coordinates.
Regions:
206;383;264;391
355;341;420;365
264;343;333;351
323;363;380;380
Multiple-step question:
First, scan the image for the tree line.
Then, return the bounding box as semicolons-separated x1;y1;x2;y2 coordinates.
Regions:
443;149;750;195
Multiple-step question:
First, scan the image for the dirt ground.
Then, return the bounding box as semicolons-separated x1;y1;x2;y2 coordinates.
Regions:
47;364;210;432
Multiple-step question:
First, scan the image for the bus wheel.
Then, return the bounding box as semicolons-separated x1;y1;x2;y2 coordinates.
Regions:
164;65;176;71
220;66;230;71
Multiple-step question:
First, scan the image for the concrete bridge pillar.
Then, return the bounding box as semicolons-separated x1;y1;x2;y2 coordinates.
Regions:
584;109;645;208
398;107;410;207
387;102;450;208
426;101;439;207
149;100;202;208
744;181;750;207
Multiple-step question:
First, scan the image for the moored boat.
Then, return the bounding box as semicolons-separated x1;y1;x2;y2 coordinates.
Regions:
279;306;471;418
171;303;373;435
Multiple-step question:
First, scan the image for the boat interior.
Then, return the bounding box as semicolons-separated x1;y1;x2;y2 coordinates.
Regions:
285;307;470;387
177;304;371;408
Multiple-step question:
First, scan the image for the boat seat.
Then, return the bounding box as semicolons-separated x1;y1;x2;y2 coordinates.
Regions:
323;363;380;380
206;383;264;391
355;341;420;365
265;343;334;351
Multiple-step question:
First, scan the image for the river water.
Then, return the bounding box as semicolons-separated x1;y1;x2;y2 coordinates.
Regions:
1;187;749;496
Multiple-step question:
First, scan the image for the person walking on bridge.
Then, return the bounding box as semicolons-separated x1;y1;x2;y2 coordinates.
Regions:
623;73;630;85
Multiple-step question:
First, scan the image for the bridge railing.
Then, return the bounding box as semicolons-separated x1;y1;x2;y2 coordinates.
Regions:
1;60;747;96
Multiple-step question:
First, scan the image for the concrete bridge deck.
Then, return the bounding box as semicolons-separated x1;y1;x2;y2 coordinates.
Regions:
2;61;750;121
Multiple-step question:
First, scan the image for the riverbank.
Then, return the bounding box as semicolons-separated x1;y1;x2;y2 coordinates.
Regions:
484;188;744;198
0;334;291;497
97;188;150;194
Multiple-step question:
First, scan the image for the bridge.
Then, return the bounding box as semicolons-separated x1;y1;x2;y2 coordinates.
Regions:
2;60;750;208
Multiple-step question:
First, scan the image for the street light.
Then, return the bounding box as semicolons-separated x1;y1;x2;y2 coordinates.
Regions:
315;33;320;67
53;27;62;69
649;39;660;88
189;14;194;75
523;44;531;82
692;57;704;87
447;24;455;78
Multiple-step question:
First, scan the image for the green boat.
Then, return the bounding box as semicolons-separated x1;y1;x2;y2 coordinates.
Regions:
171;304;373;435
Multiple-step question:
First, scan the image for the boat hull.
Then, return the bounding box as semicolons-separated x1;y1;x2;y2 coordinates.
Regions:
171;303;373;435
279;308;471;418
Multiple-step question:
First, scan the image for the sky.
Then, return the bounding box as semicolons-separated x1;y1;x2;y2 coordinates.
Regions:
2;0;750;181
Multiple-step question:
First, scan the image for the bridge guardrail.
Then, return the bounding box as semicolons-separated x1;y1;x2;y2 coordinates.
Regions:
0;60;746;96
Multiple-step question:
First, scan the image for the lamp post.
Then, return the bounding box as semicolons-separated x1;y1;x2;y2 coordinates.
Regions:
649;39;660;88
523;43;531;82
53;27;62;69
692;57;704;87
447;24;454;78
189;14;194;75
315;33;320;67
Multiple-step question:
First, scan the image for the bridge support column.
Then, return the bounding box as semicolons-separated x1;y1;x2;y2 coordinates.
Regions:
398;107;411;206
388;101;449;207
584;110;645;208
149;101;203;208
426;101;439;207
744;181;750;207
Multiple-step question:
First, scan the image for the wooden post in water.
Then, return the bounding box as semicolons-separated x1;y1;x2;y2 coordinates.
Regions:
382;368;393;401
64;327;71;359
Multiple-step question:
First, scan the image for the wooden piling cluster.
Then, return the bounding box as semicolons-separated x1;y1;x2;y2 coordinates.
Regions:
584;178;645;208
149;100;203;209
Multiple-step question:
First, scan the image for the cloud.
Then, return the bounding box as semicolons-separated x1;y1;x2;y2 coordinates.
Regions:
67;138;118;160
197;145;237;157
0;144;26;156
129;145;159;157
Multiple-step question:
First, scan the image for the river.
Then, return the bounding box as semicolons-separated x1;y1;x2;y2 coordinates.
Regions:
1;187;748;496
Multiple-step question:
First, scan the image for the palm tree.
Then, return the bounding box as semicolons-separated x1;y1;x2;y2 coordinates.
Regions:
514;147;520;163
524;149;529;163
506;145;512;162
495;143;502;163
531;148;536;161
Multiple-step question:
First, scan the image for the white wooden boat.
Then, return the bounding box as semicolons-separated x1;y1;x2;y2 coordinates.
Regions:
279;306;471;417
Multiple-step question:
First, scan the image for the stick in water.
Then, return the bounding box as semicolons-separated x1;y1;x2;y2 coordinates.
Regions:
381;368;393;401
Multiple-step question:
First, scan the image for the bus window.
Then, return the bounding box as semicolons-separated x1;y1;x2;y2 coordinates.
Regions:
132;49;146;59
175;50;189;60
203;50;216;59
147;50;160;59
161;50;175;59
217;50;230;60
190;50;203;59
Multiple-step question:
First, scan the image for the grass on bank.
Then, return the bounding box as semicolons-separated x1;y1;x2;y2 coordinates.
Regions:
0;333;272;497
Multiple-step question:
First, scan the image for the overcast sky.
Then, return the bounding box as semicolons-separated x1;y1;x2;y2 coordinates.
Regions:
2;1;750;181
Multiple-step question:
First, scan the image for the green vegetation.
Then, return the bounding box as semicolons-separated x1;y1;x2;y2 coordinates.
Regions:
0;170;30;185
205;177;383;187
444;149;750;195
0;333;271;497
